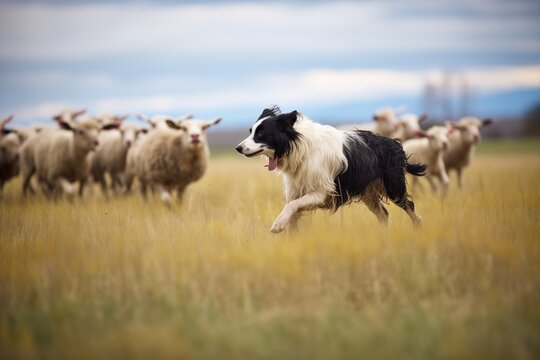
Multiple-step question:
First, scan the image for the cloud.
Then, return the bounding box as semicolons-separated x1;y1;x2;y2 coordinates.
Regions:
0;1;539;62
12;65;540;123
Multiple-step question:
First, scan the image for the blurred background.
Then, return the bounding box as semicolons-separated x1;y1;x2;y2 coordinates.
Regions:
1;0;539;141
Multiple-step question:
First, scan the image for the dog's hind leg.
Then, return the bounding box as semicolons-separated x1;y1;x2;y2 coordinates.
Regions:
383;173;422;227
363;183;389;225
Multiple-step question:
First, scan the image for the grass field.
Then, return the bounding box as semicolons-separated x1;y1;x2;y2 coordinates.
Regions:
1;140;540;359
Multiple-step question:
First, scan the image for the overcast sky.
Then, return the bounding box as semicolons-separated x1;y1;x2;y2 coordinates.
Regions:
0;0;539;128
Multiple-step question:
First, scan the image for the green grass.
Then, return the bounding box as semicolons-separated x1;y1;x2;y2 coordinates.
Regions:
1;145;539;360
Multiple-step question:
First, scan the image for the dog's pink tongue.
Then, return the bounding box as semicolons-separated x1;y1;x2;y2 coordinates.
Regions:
266;157;278;171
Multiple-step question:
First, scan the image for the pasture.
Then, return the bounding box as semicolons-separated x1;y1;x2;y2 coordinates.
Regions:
1;140;539;360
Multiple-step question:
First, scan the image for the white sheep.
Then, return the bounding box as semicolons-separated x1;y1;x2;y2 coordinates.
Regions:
0;115;20;200
20;115;118;198
126;116;221;204
137;113;193;130
337;107;400;137
394;113;428;141
90;121;148;195
444;117;494;188
403;125;450;193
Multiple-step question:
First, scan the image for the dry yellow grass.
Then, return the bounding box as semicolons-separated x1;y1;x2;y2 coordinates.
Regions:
1;147;539;359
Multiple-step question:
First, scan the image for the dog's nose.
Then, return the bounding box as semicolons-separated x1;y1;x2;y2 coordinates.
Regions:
235;145;243;153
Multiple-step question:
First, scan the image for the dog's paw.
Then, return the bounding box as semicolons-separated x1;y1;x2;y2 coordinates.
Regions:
270;215;289;233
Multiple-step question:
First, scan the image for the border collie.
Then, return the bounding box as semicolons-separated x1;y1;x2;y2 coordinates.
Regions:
235;106;427;233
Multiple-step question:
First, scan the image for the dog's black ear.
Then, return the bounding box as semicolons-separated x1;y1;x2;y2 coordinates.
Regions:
279;110;298;127
258;106;281;120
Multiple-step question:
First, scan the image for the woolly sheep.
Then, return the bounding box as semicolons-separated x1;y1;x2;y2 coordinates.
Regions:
394;113;428;141
403;125;450;193
90;121;148;195
0;115;20;200
20;115;118;198
126;116;221;204
443;117;494;188
337;108;400;137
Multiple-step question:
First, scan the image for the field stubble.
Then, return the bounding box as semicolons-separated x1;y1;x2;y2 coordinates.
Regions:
1;148;539;359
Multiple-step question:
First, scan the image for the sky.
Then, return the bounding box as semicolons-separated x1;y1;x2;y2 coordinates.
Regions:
0;0;539;128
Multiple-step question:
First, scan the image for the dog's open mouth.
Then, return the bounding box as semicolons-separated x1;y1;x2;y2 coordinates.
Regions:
264;157;279;171
245;149;264;157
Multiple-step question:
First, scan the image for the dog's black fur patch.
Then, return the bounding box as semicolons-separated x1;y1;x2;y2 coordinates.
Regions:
334;130;426;210
251;108;302;159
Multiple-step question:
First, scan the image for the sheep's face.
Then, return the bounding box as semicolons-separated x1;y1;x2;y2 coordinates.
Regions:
399;114;428;140
120;124;147;148
0;133;21;164
56;119;118;151
373;108;399;136
449;117;494;145
166;117;222;149
425;127;450;152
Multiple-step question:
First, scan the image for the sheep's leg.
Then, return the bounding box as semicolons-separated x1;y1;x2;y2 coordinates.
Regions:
271;192;326;233
176;184;187;204
456;168;463;189
364;196;389;225
437;172;449;195
139;180;148;201
22;167;36;196
0;180;4;201
426;174;437;193
78;179;87;198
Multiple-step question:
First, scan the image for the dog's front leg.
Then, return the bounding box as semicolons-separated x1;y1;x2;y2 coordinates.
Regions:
271;192;326;233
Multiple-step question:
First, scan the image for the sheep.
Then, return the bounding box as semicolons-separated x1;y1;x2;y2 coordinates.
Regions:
443;117;495;188
137;113;193;130
394;113;428;141
90;121;148;195
0;115;20;200
126;116;221;204
337;107;400;137
403;126;450;193
19;115;118;199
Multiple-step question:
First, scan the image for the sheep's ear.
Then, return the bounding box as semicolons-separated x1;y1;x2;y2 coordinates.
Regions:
101;122;121;131
372;114;379;122
482;118;495;127
415;130;428;138
202;117;222;130
73;108;86;118
137;113;149;122
1;127;14;135
418;113;428;123
1;114;14;128
139;128;149;134
178;113;194;121
165;119;180;130
56;119;74;131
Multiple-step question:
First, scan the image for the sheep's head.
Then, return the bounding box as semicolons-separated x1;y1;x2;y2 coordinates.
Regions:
56;118;119;151
399;113;428;140
373;108;400;136
120;123;148;148
0;132;21;164
165;117;222;149
447;117;494;145
417;126;449;151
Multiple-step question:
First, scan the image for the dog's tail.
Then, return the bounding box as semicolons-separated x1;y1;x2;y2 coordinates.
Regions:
406;161;428;176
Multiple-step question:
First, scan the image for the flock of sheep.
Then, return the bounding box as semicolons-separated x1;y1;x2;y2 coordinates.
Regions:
0;107;492;203
0;109;221;203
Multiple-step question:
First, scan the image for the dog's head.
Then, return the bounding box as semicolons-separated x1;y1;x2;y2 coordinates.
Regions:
235;106;301;171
